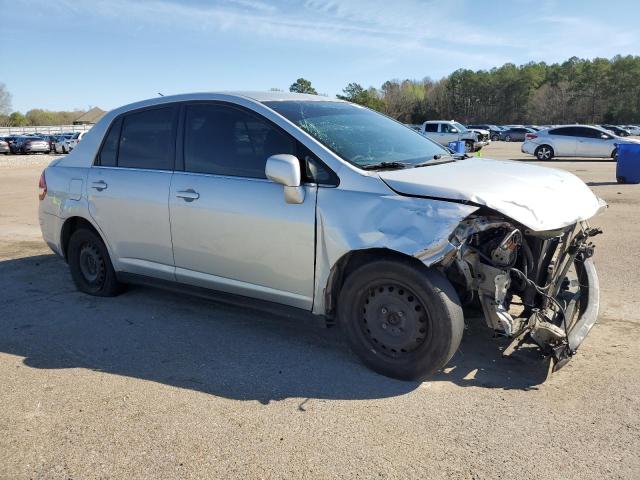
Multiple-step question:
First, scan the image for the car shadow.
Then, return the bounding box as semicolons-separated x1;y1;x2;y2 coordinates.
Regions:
0;254;549;403
586;181;621;186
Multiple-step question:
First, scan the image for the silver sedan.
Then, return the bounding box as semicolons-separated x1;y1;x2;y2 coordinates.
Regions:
38;92;605;380
522;124;640;160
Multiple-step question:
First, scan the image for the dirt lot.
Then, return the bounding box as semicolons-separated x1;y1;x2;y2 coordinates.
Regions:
1;142;639;479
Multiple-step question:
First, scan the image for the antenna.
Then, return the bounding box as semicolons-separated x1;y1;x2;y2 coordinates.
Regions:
158;92;164;97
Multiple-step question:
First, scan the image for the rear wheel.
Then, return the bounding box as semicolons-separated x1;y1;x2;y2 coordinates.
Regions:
337;258;464;380
464;140;474;153
535;145;554;161
67;228;123;296
612;148;618;161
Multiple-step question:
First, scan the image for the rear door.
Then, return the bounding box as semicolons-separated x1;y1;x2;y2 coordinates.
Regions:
87;106;177;280
547;127;578;156
169;102;318;309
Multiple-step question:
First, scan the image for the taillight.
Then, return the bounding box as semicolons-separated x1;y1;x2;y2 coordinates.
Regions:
525;133;538;140
38;171;47;201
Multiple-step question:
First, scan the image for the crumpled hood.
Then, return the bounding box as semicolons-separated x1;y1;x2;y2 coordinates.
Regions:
379;158;606;231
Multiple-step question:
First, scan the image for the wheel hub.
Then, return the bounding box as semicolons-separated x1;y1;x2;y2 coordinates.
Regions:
361;284;428;355
79;243;104;284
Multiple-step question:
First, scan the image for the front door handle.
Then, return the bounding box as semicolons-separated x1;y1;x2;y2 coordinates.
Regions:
176;189;200;202
91;180;108;191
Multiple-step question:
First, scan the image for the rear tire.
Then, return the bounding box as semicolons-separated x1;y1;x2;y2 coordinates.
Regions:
464;141;474;153
67;228;124;296
612;148;618;161
535;145;554;161
337;258;464;380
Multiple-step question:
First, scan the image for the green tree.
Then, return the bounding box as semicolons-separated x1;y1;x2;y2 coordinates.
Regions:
8;111;27;126
289;78;317;95
337;83;385;111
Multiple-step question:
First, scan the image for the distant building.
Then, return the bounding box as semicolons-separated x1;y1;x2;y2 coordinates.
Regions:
73;107;106;125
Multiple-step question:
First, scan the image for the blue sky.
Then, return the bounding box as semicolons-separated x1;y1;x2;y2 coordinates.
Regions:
2;0;639;113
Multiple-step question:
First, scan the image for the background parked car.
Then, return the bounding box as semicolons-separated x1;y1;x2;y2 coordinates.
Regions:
421;120;489;152
600;124;631;137
4;135;20;152
466;124;504;141
16;136;50;154
53;134;74;153
0;138;9;154
500;127;537;142
522;125;640;160
67;131;86;150
41;134;60;152
622;125;640;135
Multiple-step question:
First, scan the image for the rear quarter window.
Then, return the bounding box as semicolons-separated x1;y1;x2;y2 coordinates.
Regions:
97;118;122;167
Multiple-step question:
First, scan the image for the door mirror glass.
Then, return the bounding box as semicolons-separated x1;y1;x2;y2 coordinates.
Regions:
600;134;610;139
450;128;458;133
265;154;305;204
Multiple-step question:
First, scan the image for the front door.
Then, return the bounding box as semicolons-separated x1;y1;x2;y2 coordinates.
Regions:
169;102;317;309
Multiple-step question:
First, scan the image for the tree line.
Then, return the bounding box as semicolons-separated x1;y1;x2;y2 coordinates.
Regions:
0;83;86;127
2;55;639;127
290;55;640;125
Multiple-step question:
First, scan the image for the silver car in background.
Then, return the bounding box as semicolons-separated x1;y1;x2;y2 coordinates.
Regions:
522;125;640;160
0;138;9;154
39;92;605;380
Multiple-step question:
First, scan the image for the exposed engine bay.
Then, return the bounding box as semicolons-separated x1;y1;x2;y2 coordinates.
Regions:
442;213;602;370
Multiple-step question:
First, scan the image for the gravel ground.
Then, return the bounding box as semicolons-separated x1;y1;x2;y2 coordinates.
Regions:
0;143;639;479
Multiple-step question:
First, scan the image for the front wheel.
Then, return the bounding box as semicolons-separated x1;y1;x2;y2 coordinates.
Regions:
68;228;124;296
504;135;512;142
337;258;464;380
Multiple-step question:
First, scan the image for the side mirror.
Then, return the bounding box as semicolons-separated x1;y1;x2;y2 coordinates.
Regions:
601;134;609;139
450;128;458;133
265;154;305;204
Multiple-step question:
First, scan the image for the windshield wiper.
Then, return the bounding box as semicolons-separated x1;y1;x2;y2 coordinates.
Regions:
413;153;454;168
360;161;410;170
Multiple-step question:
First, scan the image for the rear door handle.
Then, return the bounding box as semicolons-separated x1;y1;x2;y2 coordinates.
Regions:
91;180;108;191
176;189;200;202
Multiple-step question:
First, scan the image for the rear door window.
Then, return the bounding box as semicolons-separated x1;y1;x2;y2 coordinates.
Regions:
424;123;438;132
117;107;176;170
549;127;577;136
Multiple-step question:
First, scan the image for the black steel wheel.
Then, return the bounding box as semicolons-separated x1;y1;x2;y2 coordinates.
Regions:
68;228;124;296
361;282;430;356
338;257;464;380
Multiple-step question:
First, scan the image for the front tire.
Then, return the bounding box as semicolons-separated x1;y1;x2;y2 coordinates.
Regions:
337;258;464;380
535;145;554;161
67;228;123;296
504;135;512;142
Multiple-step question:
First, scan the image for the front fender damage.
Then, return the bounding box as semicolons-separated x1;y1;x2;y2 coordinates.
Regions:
312;188;478;316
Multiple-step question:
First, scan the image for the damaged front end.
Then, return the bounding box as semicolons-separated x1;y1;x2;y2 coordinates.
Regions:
442;214;602;370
